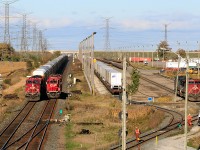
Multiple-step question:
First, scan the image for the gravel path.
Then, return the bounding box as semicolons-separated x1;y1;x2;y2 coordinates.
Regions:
141;126;200;150
43;99;66;150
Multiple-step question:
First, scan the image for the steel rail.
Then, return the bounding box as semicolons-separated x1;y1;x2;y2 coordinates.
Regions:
0;102;36;150
0;102;32;136
23;100;50;149
38;99;57;149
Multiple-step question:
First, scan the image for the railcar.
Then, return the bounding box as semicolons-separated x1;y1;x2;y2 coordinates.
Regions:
129;57;152;62
94;61;122;95
46;74;62;99
25;54;67;101
175;76;200;101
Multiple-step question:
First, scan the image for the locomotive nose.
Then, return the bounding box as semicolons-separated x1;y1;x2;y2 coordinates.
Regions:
191;85;200;94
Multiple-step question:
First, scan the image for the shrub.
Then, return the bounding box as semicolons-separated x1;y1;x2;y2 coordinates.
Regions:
4;78;11;85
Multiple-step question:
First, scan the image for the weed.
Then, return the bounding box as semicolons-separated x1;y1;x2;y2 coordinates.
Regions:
4;79;11;85
65;123;80;149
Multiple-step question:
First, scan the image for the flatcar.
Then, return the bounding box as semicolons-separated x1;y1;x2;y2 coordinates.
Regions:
175;76;200;101
94;61;122;95
25;54;67;101
46;74;62;99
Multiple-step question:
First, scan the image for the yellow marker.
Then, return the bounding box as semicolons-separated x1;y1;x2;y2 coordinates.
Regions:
155;136;158;145
93;59;96;63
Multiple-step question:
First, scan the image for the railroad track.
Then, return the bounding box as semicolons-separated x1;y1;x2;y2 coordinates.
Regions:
110;102;198;150
100;59;175;94
140;75;174;93
0;99;57;150
0;102;36;149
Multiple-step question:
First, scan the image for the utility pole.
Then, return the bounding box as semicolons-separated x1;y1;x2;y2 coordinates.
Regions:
184;57;189;150
174;55;181;102
104;17;112;51
184;41;189;150
197;41;200;79
151;45;154;67
1;0;18;44
122;56;127;150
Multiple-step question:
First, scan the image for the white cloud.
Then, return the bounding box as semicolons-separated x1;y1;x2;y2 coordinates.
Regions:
118;18;200;31
35;17;73;28
119;19;159;31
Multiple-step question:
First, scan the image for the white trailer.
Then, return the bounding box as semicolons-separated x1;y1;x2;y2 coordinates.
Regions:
166;61;197;68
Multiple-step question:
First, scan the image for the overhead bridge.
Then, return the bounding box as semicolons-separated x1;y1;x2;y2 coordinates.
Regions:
48;50;78;56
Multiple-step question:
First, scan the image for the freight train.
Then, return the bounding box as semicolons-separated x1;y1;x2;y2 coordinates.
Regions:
94;61;122;95
175;76;200;101
25;54;67;101
46;74;62;99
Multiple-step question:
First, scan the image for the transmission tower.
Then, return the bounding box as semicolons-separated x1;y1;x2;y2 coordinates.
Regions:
104;17;112;51
164;24;169;42
38;30;42;51
1;0;18;44
32;23;37;51
20;14;28;52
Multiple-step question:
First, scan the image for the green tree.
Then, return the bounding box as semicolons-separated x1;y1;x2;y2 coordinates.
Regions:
157;41;171;60
26;60;33;72
176;49;186;58
53;51;61;58
128;69;140;94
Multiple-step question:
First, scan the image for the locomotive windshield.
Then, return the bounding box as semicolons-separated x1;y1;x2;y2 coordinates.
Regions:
26;80;40;84
49;80;57;84
189;81;200;84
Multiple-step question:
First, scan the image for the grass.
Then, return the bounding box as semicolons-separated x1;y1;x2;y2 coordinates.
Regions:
0;62;26;74
188;136;200;149
65;123;81;150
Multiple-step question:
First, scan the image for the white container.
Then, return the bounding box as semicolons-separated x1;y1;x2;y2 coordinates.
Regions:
108;71;122;89
166;62;197;68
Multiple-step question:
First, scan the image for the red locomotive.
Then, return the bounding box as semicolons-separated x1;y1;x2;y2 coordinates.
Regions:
46;74;62;99
176;76;200;101
25;75;44;101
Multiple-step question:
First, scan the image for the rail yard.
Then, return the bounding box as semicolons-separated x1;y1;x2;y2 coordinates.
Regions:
0;53;200;150
0;1;200;150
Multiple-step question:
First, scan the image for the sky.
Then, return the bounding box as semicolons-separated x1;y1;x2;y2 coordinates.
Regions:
1;0;200;51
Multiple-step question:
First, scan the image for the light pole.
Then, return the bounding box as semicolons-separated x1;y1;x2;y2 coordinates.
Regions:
184;41;189;150
184;58;189;150
142;45;144;59
151;45;154;67
79;32;96;95
122;56;127;150
91;32;96;95
197;41;200;79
